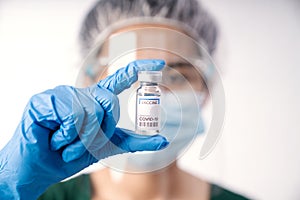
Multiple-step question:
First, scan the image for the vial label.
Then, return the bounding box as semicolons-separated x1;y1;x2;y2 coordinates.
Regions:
136;96;161;132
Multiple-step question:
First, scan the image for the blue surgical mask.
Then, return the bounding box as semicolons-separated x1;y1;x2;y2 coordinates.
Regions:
161;91;205;139
101;90;206;173
121;90;205;172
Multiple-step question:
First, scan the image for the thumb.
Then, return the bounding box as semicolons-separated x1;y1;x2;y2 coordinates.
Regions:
112;128;169;152
94;128;169;160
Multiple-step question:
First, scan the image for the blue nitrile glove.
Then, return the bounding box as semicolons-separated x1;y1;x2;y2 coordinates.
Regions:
0;59;168;200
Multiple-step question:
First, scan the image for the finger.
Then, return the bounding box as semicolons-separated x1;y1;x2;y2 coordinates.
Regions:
62;151;98;173
50;87;105;151
89;86;119;139
62;125;108;163
94;128;169;160
49;88;86;151
64;104;107;162
61;137;102;163
112;128;169;152
98;59;165;95
58;90;108;162
62;138;86;162
50;122;78;151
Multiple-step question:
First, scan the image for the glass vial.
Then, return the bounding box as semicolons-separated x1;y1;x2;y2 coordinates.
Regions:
135;71;162;135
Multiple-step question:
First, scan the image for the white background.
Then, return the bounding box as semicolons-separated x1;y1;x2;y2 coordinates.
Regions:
1;0;300;199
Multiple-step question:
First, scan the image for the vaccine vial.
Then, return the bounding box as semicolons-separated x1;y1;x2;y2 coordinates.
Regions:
136;71;162;135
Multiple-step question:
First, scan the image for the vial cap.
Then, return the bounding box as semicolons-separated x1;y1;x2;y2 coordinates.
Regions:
138;71;162;83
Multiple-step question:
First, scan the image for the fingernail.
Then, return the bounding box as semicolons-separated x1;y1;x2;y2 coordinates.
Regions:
156;60;165;67
157;59;165;64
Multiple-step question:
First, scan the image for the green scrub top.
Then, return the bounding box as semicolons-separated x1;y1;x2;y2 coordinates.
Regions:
38;174;249;200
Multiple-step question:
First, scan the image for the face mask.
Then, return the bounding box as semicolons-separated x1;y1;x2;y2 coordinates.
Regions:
120;90;206;172
161;90;205;138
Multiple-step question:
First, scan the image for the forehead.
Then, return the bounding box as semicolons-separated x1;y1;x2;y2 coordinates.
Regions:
99;23;200;64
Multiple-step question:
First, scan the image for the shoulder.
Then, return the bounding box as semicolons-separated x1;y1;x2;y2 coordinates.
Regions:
38;174;91;200
174;168;249;200
210;184;250;200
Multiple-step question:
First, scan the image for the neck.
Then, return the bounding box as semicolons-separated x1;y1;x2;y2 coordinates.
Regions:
91;163;178;200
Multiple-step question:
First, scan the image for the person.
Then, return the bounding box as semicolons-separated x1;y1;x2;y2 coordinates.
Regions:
36;0;249;200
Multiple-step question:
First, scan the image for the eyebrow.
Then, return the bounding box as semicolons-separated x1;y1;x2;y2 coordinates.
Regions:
167;62;193;68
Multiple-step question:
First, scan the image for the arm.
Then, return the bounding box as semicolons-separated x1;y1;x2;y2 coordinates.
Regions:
0;59;168;200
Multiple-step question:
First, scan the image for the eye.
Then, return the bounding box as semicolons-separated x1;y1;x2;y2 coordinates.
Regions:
168;74;186;84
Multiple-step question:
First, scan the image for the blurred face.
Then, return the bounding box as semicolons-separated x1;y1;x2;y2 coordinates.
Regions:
88;23;208;172
97;23;207;94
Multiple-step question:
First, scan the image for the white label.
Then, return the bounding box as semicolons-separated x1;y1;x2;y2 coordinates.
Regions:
136;96;160;130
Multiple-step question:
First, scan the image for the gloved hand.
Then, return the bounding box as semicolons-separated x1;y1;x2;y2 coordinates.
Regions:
0;59;168;200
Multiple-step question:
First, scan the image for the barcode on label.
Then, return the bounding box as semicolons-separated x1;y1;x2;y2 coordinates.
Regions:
139;122;159;127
